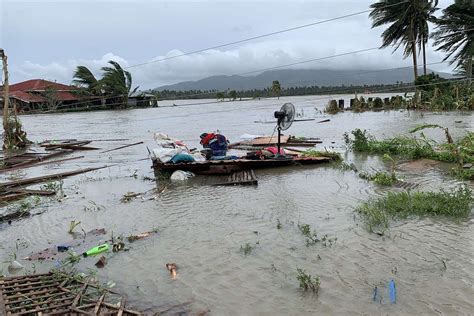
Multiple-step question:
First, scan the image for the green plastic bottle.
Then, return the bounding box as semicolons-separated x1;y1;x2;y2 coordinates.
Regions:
83;244;109;257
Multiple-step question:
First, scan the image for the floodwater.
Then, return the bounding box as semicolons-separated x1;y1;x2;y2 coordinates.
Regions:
0;94;473;315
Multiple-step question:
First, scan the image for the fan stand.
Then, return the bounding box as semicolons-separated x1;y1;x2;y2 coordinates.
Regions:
277;124;282;156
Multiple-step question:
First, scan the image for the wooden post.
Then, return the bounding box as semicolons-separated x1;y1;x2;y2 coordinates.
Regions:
1;49;9;131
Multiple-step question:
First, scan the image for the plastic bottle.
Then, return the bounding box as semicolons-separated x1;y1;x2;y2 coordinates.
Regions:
83;244;109;257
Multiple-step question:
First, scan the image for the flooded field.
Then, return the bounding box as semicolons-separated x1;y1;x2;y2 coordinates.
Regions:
1;94;473;315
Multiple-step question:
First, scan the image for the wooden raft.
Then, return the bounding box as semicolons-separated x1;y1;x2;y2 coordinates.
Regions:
0;272;142;315
213;169;258;186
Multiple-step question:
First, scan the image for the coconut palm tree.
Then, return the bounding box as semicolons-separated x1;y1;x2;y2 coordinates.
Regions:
432;0;474;83
101;61;138;108
72;65;106;105
418;0;439;76
370;0;438;80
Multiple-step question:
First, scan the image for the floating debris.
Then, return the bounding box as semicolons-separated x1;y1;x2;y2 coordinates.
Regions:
166;263;177;279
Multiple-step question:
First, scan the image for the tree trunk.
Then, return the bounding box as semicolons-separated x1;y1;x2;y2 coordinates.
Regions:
411;43;418;81
468;55;473;86
422;38;427;76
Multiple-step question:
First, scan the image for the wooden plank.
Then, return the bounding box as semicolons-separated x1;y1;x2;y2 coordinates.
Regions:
0;166;107;189
250;136;289;145
100;141;144;154
213;170;258;186
0;155;84;174
45;145;99;151
5;188;56;196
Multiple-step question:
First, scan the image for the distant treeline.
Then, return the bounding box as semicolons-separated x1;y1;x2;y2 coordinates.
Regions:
150;83;419;100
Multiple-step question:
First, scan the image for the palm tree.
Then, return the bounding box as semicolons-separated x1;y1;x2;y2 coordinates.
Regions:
370;0;438;80
271;80;281;99
418;1;439;75
101;61;138;107
72;66;105;105
432;0;474;83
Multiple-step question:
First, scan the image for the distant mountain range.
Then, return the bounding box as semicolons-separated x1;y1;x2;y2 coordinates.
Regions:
154;68;453;91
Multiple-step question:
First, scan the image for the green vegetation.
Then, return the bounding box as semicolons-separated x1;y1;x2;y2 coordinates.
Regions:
298;223;336;247
3;117;30;150
432;0;473;75
296;268;320;293
414;74;474;110
240;242;254;255
41;180;63;193
276;218;282;229
357;186;472;233
301;149;342;161
228;90;237;101
325;99;342;114
344;128;474;164
271;80;281;99
360;171;398;186
68;220;81;234
359;154;398;186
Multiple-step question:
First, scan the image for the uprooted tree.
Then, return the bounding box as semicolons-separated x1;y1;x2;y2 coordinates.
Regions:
1;49;30;150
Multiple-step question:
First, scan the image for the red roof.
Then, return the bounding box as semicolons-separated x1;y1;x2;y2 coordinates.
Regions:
1;79;85;103
8;79;75;92
10;91;46;103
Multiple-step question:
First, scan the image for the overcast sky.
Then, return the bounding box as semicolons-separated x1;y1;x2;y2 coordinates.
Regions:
1;0;454;89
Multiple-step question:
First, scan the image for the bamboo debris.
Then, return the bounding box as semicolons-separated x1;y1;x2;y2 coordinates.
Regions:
100;141;144;154
0;272;143;315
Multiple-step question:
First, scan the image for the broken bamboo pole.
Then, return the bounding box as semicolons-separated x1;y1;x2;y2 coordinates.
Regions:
0;166;107;189
100;141;143;154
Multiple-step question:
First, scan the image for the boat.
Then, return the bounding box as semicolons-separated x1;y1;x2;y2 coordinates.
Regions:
151;156;335;177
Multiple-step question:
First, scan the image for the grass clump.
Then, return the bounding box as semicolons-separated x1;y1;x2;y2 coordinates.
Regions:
357;186;473;233
276;218;282;229
344;128;473;165
240;243;254;255
296;268;320;293
298;223;336;247
301;149;341;161
359;171;397;186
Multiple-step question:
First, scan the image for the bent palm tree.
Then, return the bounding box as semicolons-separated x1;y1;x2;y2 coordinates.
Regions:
370;0;438;80
432;0;474;82
101;61;138;108
72;66;105;105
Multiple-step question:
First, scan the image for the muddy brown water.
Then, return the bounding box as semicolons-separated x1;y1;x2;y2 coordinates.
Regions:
0;94;473;315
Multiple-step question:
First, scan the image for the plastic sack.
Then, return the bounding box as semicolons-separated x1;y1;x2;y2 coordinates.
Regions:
192;152;206;161
151;147;182;163
154;133;187;148
170;153;195;163
170;170;195;181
